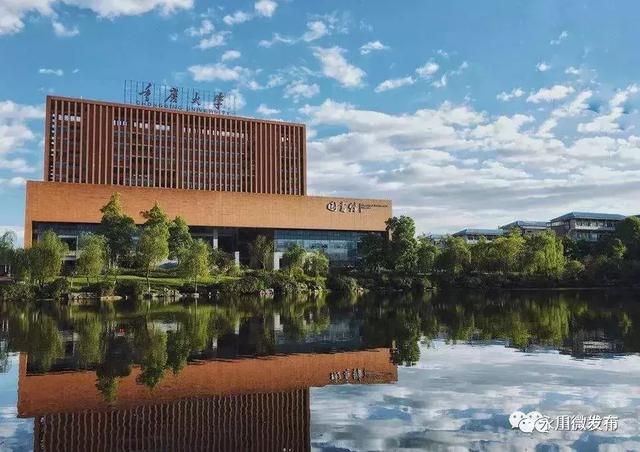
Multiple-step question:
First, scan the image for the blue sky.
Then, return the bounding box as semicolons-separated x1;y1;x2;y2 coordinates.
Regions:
1;0;640;242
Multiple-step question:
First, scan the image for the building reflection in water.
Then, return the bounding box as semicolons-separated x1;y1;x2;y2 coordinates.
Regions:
16;319;397;451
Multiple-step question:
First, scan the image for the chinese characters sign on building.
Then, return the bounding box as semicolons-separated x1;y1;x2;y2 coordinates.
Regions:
326;200;389;214
123;80;237;115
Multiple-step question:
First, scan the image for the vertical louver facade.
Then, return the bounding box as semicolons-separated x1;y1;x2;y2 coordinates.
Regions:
45;96;307;195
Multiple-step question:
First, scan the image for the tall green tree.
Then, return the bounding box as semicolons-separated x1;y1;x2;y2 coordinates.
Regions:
615;216;640;259
303;251;330;277
168;216;193;262
436;236;471;276
0;231;16;276
416;236;439;274
142;202;168;228
493;229;526;272
249;235;274;270
178;240;211;290
76;234;107;283
359;233;388;273
99;193;136;269
28;231;68;286
386;216;418;275
281;244;307;271
136;223;170;292
521;231;565;278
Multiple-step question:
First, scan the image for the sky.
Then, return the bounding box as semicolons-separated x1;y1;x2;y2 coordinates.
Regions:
1;0;640;243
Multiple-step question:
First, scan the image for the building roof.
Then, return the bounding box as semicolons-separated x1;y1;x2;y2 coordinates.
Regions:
500;220;549;230
453;228;505;237
550;212;626;222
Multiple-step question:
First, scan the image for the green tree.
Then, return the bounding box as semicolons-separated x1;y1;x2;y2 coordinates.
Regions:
10;248;31;281
386;216;418;275
416;236;439;274
28;231;68;286
303;251;329;277
99;193;136;269
0;231;16;276
136;223;169;292
142;202;169;228
436;236;471;276
210;248;235;274
493;229;526;272
168;216;193;262
281;244;307;271
249;235;273;270
76;234;107;283
135;325;168;389
359;233;388;273
178;240;211;290
615;216;640;259
522;231;565;278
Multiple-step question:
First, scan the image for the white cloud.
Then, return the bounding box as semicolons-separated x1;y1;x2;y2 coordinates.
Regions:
0;177;27;187
0;101;43;181
38;68;64;76
312;47;365;88
526;85;574;103
497;88;525;102
254;0;277;17
223;10;250;26
536;61;551;72
256;104;280;116
186;19;228;49
375;76;415;93
227;89;246;111
284;81;320;102
415;61;439;78
432;74;448;88
52;20;79;37
258;33;294;47
360;40;389;55
188;63;251;82
0;158;35;173
577;84;639;134
550;30;568;45
302;21;328;42
221;50;241;61
1;0;193;34
565;66;581;76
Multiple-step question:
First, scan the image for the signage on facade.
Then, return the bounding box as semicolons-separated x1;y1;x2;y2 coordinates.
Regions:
123;80;237;115
326;200;388;214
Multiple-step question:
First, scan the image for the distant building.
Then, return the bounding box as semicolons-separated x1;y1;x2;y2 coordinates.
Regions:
500;220;550;235
452;228;504;244
550;212;626;242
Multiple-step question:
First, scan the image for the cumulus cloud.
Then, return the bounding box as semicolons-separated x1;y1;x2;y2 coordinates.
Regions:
565;66;581;76
299;95;640;234
256;104;280;116
38;68;63;76
221;50;241;61
360;40;389;55
284;81;320;102
526;85;574;103
497;88;525;102
302;20;329;42
52;20;79;37
185;19;228;49
415;61;439;78
0;0;193;34
312;47;365;88
0;100;44;154
254;0;277;17
375;77;415;93
577;84;639;134
536;61;551;72
258;33;294;47
223;10;250;26
259;14;344;47
187;63;251;82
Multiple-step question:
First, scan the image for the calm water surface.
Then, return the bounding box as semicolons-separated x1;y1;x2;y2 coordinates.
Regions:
0;290;639;451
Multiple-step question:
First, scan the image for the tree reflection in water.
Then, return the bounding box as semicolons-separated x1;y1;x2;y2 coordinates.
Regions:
1;289;639;402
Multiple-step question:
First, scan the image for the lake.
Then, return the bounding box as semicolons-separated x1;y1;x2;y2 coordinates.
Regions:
0;290;639;451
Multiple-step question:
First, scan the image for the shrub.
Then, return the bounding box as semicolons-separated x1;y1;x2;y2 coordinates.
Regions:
36;278;71;300
115;280;145;299
327;274;359;293
0;283;35;302
82;280;116;297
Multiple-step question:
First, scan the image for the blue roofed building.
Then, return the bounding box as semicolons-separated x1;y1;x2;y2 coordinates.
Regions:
500;220;550;236
452;228;504;244
550;212;626;242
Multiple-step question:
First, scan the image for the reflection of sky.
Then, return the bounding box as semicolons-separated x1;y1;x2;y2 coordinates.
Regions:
0;354;33;452
311;340;640;451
